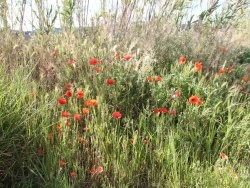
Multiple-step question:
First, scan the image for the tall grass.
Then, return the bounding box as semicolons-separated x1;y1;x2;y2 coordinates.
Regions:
0;0;250;187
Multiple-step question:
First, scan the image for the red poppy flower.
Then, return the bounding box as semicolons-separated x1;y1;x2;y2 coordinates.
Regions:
113;111;122;119
222;47;226;52
65;90;72;97
62;111;70;118
129;138;134;143
114;52;119;59
143;139;149;144
70;172;76;177
69;60;75;65
178;56;186;64
51;51;57;57
218;69;225;74
85;99;97;107
159;107;168;114
97;166;103;173
169;110;176;115
189;96;199;104
89;58;98;65
155;76;162;82
37;149;43;154
48;133;53;140
107;79;115;85
94;67;101;72
56;124;61;131
74;114;81;121
147;77;153;82
123;54;132;61
195;62;202;72
77;90;84;99
173;91;181;98
66;83;71;90
220;153;228;160
90;168;95;174
153;108;160;114
227;66;233;72
30;93;35;98
242;76;248;82
60;160;66;167
82;108;89;115
65;121;70;126
197;99;203;106
58;97;67;105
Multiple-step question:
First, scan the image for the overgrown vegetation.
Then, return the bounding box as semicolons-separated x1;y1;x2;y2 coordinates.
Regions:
0;0;250;187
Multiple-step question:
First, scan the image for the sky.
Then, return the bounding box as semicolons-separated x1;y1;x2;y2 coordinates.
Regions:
1;0;227;31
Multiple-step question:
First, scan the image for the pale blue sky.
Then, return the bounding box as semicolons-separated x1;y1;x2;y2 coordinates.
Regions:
2;0;227;31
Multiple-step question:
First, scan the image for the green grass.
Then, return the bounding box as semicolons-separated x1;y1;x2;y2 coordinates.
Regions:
0;47;249;187
0;1;250;186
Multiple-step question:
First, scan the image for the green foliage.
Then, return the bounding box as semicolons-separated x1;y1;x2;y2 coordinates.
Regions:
0;0;250;187
237;47;250;64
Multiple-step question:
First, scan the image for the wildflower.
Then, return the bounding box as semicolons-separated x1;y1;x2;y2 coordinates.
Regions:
143;139;149;144
107;79;115;85
74;114;81;121
173;91;181;98
231;173;238;178
189;96;199;104
178;56;186;64
159;107;168;114
97;166;104;173
90;168;95;174
70;172;76;177
123;54;132;61
58;97;67;105
242;76;248;83
62;111;70;118
227;66;233;72
113;111;122;119
147;77;153;82
89;58;98;65
59;160;66;167
129;138;134;143
48;133;53;140
65;121;70;126
37;149;43;154
218;69;225;74
222;47;226;52
30;93;35;98
155;76;162;82
77;90;84;99
83;127;89;131
56;124;61;131
66;83;72;90
153;108;160;114
114;52;119;59
85;99;97;107
69;59;75;66
65;90;72;97
220;153;228;160
51;50;57;57
195;62;202;72
197;99;203;106
94;67;101;72
169;110;176;115
82;108;89;115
